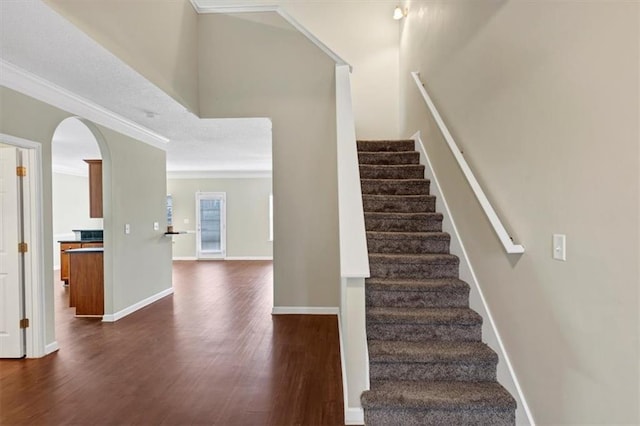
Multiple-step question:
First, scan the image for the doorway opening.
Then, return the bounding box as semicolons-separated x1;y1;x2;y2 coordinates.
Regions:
51;117;108;324
0;134;44;359
196;192;226;259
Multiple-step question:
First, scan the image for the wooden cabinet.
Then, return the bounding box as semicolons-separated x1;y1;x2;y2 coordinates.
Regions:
60;241;103;284
68;250;104;316
84;159;102;218
60;242;82;284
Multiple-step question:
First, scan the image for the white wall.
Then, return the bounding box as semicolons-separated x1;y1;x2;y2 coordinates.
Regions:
167;177;273;259
51;172;103;268
399;1;639;424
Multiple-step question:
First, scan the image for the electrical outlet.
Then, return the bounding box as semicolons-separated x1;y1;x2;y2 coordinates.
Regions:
553;234;566;261
184;218;189;224
125;224;131;235
153;222;159;231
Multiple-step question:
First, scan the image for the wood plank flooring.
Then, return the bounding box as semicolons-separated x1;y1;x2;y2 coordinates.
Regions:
0;261;344;425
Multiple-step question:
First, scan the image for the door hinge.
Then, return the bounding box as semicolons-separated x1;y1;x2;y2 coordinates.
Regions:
18;242;28;253
16;166;27;177
20;318;29;329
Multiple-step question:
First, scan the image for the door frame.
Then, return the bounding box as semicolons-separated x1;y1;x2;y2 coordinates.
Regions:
195;191;227;259
0;133;46;358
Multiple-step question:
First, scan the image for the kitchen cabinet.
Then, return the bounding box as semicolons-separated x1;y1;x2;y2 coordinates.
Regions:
84;159;102;218
68;248;104;316
60;241;103;284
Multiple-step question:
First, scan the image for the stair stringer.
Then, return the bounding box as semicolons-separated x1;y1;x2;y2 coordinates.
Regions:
412;131;535;426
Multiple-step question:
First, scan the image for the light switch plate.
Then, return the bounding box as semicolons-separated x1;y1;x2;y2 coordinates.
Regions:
125;224;131;235
153;222;159;231
553;234;566;261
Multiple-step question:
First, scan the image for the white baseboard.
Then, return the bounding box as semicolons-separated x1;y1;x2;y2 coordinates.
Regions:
345;407;364;425
44;341;59;355
413;132;534;425
271;306;339;315
225;256;273;260
102;287;174;322
172;256;197;261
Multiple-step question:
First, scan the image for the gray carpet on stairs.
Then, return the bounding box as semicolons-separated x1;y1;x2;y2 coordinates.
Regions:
358;140;516;425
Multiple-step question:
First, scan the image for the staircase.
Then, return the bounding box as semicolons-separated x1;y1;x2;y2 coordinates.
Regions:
358;140;516;425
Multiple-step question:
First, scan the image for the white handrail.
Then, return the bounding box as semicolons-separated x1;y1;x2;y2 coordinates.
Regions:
411;72;524;254
336;65;371;276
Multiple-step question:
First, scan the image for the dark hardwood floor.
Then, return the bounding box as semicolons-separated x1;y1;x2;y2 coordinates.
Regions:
0;261;344;425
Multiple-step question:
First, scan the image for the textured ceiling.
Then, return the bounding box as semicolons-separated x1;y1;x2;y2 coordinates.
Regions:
0;0;272;175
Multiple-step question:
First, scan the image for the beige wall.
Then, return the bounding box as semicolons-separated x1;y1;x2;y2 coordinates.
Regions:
0;86;172;344
400;1;639;424
52;172;103;268
44;0;199;114
167;177;273;259
198;12;340;308
46;0;400;138
202;0;401;139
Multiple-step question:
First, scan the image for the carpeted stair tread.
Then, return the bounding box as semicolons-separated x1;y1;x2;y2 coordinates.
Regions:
367;231;450;241
362;194;435;202
365;211;443;220
368;340;497;363
357;140;415;152
360;164;425;179
362;195;437;213
361;179;430;196
366;277;469;292
364;212;444;233
369;253;459;265
367;307;482;325
366;232;451;254
358;151;420;165
362;380;516;411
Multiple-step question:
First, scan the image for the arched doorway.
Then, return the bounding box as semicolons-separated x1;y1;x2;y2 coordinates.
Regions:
51;117;111;325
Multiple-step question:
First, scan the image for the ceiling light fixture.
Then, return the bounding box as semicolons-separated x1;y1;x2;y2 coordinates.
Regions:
393;6;407;20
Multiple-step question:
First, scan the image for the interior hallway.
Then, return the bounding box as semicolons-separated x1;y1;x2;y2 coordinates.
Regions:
0;260;344;425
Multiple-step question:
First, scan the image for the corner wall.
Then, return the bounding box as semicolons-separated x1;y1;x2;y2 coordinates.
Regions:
192;0;401;139
198;12;341;308
0;86;173;345
399;2;639;424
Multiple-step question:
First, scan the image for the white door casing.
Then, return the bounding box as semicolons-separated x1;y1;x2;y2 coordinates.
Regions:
0;145;25;358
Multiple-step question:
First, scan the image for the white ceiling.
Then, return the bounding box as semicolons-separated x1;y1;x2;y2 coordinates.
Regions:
0;0;273;176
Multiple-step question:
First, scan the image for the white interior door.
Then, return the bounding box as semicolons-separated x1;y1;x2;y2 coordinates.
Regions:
0;145;25;358
196;192;226;259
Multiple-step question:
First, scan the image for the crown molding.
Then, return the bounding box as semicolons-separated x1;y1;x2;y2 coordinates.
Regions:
0;60;169;151
189;1;351;70
167;170;272;180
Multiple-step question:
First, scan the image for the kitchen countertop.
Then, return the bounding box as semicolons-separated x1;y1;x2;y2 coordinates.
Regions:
65;248;104;253
59;240;104;243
